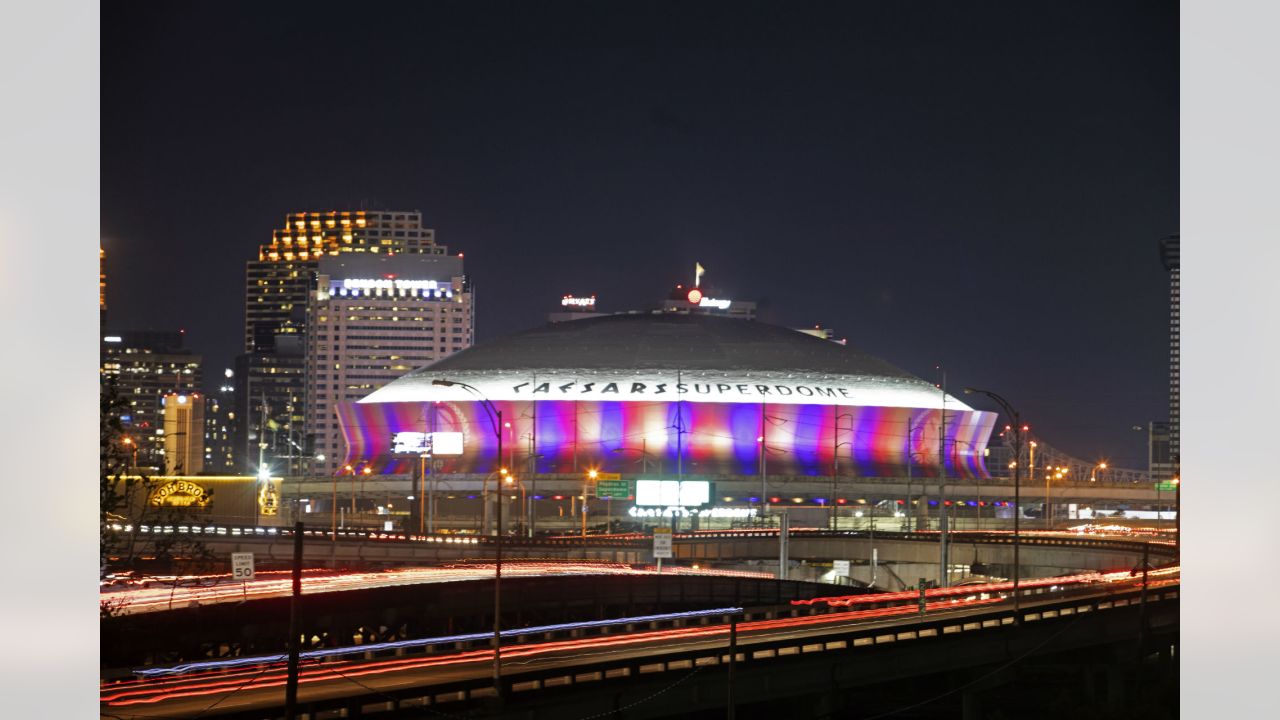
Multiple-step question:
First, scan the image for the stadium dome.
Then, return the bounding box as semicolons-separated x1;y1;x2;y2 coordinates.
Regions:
339;314;995;478
361;313;970;411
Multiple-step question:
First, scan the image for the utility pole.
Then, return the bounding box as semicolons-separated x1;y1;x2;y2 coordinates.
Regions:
778;511;790;580
284;521;304;719
962;388;1023;622
257;391;268;477
677;369;685;480
727;613;738;720
938;370;949;588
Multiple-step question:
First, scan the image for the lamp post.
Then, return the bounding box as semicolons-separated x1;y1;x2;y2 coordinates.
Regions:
832;413;854;531
612;446;659;474
949;438;979;531
905;451;928;533
584;469;597;539
1045;465;1064;530
831;440;852;530
431;378;504;698
355;466;372;525
964;387;1024;620
1173;476;1180;560
121;436;138;470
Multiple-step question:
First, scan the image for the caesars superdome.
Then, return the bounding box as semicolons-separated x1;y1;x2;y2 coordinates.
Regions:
337;313;997;478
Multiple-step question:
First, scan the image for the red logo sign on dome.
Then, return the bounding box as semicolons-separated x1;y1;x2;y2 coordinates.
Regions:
686;288;703;305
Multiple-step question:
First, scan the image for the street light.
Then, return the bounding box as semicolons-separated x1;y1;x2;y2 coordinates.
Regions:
1173;476;1180;560
504;473;527;537
120;436;138;470
1045;465;1067;530
1090;462;1107;483
832;413;854;531
431;378;505;698
964;387;1024;621
611;446;660;474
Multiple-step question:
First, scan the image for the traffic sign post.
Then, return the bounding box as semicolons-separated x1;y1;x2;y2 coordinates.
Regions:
653;526;673;573
596;479;630;498
231;552;255;582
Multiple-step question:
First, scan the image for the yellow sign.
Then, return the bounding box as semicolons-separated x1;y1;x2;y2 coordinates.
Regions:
258;484;280;516
149;479;211;508
594;472;622;480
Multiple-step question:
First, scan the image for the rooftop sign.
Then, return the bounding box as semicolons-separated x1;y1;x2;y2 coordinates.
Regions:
561;295;596;308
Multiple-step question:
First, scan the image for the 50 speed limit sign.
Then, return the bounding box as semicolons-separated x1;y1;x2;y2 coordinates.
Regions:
231;552;255;581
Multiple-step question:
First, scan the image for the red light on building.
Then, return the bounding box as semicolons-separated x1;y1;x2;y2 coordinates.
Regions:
836;498;847;505
769;497;781;504
896;499;904;505
687;288;703;305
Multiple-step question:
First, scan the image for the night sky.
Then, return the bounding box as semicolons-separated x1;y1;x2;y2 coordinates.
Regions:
101;1;1177;469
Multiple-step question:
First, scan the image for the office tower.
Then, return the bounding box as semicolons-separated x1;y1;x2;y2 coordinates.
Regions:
162;392;205;475
99;247;106;325
305;252;473;475
203;369;237;473
1159;234;1179;479
100;330;203;470
238;209;451;474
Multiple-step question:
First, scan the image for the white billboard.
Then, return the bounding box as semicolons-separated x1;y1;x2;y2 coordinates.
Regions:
635;480;710;508
391;431;464;456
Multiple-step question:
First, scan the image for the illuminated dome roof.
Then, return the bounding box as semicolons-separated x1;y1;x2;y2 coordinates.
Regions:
362;313;970;410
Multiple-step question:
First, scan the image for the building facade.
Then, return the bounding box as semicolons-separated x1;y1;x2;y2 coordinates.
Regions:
238;209;456;475
233;348;305;476
162;392;205;475
1159;234;1179;481
203;369;237;473
101;330;203;470
305;253;473;476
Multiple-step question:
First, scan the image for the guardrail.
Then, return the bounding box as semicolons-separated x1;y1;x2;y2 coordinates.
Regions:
104;524;1177;560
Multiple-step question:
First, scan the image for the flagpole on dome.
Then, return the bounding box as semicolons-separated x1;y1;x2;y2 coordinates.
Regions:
695;262;704;288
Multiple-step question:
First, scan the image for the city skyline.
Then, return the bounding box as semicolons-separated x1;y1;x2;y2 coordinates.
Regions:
101;2;1177;468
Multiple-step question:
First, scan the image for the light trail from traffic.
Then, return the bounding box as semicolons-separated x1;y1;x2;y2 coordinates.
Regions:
101;561;772;615
102;595;1003;707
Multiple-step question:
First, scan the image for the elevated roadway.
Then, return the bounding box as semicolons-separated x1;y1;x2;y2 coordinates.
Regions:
101;571;1178;719
107;525;1175;589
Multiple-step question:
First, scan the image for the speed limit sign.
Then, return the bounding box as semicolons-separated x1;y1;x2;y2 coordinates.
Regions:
231;552;255;581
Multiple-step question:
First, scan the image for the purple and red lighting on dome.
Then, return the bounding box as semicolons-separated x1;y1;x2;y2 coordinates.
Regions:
335;399;996;478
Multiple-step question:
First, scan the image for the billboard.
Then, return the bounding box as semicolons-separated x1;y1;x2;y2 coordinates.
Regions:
390;431;464;456
635;479;711;508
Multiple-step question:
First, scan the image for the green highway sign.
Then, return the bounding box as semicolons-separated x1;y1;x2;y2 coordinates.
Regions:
1153;481;1177;491
596;479;630;498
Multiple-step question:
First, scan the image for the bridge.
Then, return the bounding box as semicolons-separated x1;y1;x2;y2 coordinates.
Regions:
101;571;1178;719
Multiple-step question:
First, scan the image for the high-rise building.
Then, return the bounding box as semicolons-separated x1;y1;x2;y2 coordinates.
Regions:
238;209;451;474
101;330;203;470
99;246;106;325
203;369;237;474
162;392;205;475
233;345;305;476
305;253;473;475
1149;420;1175;483
1160;234;1179;480
245;210;443;352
